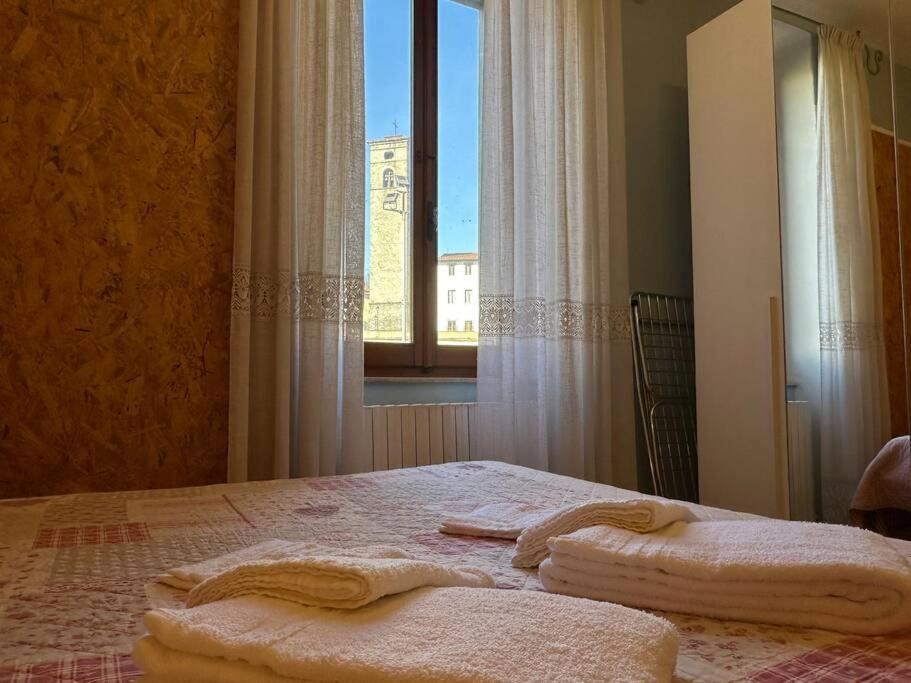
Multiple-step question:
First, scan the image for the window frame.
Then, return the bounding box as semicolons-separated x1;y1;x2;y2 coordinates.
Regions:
364;0;478;378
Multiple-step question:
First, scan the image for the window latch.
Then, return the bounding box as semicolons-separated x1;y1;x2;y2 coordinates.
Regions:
426;202;437;242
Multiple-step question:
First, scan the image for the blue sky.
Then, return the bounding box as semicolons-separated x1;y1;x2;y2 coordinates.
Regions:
363;0;480;274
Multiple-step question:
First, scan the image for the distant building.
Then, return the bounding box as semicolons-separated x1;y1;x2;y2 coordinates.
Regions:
363;135;478;345
364;135;411;342
437;253;479;344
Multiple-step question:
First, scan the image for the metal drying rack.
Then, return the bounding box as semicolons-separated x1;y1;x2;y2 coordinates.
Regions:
630;292;699;503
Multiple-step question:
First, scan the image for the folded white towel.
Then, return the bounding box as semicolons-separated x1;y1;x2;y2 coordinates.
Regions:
135;587;679;682
186;554;494;609
157;540;410;591
439;502;557;538
539;520;911;635
510;499;699;568
440;497;747;542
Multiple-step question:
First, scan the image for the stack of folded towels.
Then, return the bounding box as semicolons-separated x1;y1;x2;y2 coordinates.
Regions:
539;519;911;635
440;496;740;567
442;498;911;635
137;539;680;682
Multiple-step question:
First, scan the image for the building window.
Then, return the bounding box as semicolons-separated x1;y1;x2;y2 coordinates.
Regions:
363;0;481;377
465;264;472;275
464;289;472;304
464;320;473;332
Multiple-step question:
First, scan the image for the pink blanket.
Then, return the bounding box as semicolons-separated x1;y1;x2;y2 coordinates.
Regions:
851;436;911;539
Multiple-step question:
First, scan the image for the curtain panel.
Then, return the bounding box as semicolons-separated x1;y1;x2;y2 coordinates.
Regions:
229;0;369;482
477;0;632;483
817;25;890;522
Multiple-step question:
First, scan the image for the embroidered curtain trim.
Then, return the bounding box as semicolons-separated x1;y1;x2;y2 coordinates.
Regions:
231;267;364;324
819;321;881;350
479;296;631;341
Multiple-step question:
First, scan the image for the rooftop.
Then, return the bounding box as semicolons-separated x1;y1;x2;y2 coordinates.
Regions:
439;252;478;263
367;134;408;147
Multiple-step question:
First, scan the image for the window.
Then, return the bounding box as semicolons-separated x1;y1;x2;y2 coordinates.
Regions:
363;0;480;376
464;320;473;332
465;264;472;275
464;289;472;303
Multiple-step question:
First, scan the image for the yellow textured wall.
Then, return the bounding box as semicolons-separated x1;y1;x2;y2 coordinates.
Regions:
0;0;237;498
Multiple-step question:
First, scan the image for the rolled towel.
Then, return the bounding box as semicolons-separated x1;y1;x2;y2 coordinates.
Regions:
157;540;410;591
539;520;911;635
135;587;679;682
510;499;698;568
186;554;494;609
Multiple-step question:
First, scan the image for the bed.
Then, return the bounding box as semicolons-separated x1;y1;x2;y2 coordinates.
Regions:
1;460;910;682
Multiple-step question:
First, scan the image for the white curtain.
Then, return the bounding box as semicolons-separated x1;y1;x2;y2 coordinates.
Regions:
229;0;369;482
477;0;631;482
817;26;890;522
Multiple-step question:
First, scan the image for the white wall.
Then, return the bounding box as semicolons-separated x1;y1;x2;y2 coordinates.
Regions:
621;0;740;299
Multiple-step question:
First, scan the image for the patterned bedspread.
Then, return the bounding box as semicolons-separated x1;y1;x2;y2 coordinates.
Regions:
1;461;910;682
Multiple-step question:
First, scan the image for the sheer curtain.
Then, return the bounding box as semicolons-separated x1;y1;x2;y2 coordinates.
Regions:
228;0;369;482
817;26;890;522
477;0;631;482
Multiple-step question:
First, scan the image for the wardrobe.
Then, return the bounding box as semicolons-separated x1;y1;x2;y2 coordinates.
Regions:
688;0;911;522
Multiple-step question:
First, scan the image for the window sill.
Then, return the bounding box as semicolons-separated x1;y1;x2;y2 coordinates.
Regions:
364;378;477;406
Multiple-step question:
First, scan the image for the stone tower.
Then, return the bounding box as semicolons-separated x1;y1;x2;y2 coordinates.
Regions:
365;135;411;341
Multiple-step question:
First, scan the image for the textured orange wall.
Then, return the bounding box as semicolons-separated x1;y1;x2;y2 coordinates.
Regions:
0;1;237;498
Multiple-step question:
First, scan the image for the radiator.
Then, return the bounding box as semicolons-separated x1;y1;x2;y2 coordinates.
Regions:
366;404;479;471
786;400;816;521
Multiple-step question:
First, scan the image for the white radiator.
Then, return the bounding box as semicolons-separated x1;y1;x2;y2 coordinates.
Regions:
366;404;479;471
786;400;816;521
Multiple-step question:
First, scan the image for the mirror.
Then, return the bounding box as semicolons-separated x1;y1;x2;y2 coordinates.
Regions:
885;0;911;535
773;0;907;524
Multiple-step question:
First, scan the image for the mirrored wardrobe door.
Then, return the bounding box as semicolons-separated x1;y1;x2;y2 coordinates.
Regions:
892;0;911;439
877;0;911;538
773;0;904;524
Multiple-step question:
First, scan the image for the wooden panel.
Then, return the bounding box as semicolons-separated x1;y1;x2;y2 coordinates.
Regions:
442;405;457;462
386;407;403;470
455;405;470;461
902;141;911;440
428;406;444;465
415;406;431;466
372;408;388;471
0;1;238;498
401;406;417;468
872;130;910;438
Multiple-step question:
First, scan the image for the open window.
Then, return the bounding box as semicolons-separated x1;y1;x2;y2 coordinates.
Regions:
362;0;481;377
